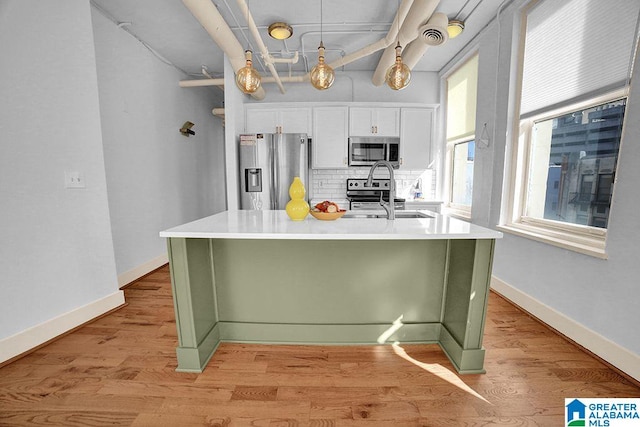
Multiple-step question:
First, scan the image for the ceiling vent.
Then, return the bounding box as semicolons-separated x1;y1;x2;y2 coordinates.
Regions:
417;12;449;46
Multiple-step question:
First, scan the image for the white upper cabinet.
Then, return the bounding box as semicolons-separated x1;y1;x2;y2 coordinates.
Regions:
400;107;434;169
349;107;400;137
246;107;312;135
243;104;434;172
312;106;348;169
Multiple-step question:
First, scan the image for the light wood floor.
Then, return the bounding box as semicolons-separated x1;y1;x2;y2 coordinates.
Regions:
1;266;638;426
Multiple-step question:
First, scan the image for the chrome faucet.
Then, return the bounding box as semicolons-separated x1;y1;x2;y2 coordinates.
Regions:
366;160;396;220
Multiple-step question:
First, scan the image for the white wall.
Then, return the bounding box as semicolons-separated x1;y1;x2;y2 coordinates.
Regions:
0;1;122;342
223;56;246;211
444;0;640;377
225;70;440;209
244;71;439;104
91;8;227;281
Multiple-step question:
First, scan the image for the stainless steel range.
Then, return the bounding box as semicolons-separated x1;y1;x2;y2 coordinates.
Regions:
346;178;405;210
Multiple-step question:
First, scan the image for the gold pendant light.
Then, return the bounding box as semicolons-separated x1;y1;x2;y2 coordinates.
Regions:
386;1;410;91
310;0;335;90
386;42;411;90
310;42;335;90
236;0;261;94
236;49;261;93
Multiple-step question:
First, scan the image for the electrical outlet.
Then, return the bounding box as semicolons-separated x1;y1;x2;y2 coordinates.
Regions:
65;171;86;189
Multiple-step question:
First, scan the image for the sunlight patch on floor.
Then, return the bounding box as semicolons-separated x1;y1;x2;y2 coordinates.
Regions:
392;342;490;404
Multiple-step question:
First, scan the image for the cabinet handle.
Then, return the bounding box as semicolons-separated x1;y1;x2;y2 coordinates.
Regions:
371;126;375;134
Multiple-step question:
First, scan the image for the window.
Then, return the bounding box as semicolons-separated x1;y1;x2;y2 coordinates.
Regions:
445;53;478;217
503;0;638;258
451;139;475;207
523;98;625;230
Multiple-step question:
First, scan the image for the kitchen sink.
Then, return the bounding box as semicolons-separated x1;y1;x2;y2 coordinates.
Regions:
342;211;434;219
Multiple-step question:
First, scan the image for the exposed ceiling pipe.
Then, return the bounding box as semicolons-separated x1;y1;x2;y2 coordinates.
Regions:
180;0;435;91
181;75;306;88
269;51;299;64
400;42;430;72
179;0;411;90
264;76;306;83
236;0;287;94
180;78;225;88
371;0;440;87
202;66;224;91
212;107;225;123
324;0;414;71
299;30;381;72
402;12;450;69
182;0;266;100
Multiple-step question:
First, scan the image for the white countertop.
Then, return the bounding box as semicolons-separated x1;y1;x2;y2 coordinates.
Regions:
405;200;444;205
160;210;503;240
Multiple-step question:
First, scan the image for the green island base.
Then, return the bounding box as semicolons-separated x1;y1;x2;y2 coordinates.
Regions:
166;238;495;375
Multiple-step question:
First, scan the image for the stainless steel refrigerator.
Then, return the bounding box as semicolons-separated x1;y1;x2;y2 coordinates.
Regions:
238;133;309;210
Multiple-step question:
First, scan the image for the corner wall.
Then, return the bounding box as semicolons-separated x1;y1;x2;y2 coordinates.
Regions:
443;0;640;379
91;8;227;284
0;0;123;358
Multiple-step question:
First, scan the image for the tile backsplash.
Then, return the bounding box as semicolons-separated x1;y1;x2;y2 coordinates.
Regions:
309;168;436;204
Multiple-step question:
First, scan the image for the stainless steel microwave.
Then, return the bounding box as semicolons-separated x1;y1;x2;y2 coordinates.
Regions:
348;137;400;168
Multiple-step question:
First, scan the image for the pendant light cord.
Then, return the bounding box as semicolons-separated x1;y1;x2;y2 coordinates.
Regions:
246;0;250;50
320;0;324;44
396;0;400;48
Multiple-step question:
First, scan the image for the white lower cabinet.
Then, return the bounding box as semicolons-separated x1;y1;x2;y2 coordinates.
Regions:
312;106;348;169
400;108;433;169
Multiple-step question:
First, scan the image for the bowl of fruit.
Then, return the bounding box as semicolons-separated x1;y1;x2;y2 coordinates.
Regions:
309;200;347;221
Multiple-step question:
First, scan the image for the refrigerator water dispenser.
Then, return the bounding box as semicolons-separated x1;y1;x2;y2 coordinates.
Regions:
245;168;262;192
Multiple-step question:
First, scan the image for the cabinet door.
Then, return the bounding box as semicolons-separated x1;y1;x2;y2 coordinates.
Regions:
246;107;311;135
348;107;375;136
245;108;279;133
312;107;348;169
279;108;312;135
400;108;433;169
349;107;400;136
375;107;400;137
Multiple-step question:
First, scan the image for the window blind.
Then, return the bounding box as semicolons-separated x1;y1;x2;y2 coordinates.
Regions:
520;0;640;117
446;54;479;142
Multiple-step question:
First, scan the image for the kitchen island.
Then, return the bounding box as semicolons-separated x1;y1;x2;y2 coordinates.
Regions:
160;210;502;374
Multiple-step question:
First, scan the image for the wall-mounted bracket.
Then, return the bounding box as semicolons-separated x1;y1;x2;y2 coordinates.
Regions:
180;121;195;137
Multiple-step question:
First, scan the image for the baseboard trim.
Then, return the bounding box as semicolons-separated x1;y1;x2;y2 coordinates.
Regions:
0;291;125;365
118;254;168;288
491;275;640;383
